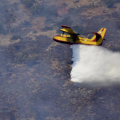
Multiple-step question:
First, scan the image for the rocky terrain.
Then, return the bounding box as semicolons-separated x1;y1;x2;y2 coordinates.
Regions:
0;0;120;119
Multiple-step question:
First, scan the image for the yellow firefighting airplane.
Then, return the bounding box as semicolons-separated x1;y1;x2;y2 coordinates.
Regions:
53;25;107;45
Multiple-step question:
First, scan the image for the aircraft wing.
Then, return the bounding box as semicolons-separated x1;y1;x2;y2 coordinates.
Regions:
60;25;79;35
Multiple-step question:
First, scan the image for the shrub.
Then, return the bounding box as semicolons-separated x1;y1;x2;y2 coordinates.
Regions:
23;21;31;26
16;52;38;64
16;52;28;63
0;23;7;34
10;35;21;40
21;0;35;8
30;4;41;14
116;20;120;29
102;0;118;8
27;54;38;62
42;26;53;31
12;2;19;11
33;30;38;33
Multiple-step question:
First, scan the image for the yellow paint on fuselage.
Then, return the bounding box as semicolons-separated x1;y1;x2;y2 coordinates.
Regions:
53;28;107;45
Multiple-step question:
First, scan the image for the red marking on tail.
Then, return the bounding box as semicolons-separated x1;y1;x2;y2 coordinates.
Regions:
101;28;104;31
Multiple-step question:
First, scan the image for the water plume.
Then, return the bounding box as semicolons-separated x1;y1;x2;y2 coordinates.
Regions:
71;45;120;87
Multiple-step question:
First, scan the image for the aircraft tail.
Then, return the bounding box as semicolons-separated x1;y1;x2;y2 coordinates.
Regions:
92;32;101;42
92;28;107;45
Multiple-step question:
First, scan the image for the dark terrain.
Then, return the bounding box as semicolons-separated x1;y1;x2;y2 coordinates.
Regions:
0;0;120;119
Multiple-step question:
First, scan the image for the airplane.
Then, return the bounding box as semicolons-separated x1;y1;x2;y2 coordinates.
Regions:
53;25;107;45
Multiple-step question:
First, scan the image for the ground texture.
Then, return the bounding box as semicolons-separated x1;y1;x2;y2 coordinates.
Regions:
0;0;120;119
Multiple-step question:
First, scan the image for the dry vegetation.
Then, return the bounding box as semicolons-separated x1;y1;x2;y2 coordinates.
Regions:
0;0;120;119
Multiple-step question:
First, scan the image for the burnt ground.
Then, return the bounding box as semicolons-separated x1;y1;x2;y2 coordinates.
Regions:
0;0;120;120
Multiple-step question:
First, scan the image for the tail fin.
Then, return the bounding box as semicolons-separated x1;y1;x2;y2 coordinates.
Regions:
92;32;101;42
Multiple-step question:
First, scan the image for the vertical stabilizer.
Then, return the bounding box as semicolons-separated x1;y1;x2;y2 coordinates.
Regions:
92;32;101;42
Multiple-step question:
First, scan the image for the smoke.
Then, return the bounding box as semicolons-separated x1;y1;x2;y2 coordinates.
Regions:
71;44;120;87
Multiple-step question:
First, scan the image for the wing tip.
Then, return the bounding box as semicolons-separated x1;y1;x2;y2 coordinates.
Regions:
61;25;71;29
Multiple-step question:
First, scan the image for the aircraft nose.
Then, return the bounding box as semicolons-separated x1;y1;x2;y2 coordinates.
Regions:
53;36;58;41
53;36;57;41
